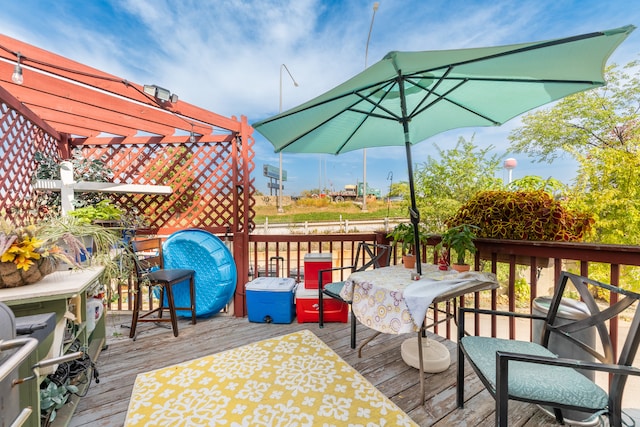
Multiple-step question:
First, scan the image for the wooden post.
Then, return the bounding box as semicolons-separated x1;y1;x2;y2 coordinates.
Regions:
34;163;173;215
233;231;247;317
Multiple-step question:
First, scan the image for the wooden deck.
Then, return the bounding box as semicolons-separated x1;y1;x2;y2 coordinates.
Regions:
70;313;563;427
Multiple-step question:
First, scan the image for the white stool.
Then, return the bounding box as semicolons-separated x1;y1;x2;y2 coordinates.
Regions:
401;336;450;373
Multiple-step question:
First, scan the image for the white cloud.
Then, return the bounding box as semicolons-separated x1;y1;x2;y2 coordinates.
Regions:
1;0;638;195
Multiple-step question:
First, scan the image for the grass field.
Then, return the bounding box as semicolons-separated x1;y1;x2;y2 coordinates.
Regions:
254;198;407;224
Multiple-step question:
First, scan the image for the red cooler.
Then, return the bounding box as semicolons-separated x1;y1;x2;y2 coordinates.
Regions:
295;286;348;323
304;253;332;289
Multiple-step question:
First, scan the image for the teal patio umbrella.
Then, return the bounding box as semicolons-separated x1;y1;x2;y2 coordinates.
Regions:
253;25;634;274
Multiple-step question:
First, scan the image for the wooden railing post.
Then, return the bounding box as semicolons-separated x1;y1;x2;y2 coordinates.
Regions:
233;231;248;317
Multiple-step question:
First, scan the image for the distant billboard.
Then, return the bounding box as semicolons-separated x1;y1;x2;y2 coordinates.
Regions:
263;164;287;181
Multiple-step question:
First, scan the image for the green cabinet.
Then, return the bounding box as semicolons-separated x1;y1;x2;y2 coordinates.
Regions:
0;267;106;427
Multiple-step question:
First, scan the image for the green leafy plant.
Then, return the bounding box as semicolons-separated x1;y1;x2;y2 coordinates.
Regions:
39;216;136;298
40;377;79;423
438;224;479;266
387;222;428;255
447;190;594;241
68;200;123;224
514;277;531;308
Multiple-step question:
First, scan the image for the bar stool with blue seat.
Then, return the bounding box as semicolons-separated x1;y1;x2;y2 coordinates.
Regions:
129;238;196;340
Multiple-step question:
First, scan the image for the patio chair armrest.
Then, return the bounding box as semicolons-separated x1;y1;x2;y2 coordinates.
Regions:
457;307;544;339
496;350;640;377
318;265;356;287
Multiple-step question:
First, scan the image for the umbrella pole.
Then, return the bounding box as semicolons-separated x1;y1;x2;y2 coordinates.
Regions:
404;139;422;275
397;70;422;275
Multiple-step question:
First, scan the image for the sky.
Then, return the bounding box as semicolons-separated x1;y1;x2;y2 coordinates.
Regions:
2;0;639;196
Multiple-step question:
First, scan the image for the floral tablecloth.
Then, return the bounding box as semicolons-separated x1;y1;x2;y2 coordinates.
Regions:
340;264;498;334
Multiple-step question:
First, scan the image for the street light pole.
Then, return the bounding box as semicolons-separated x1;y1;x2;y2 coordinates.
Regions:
278;64;298;213
362;1;379;213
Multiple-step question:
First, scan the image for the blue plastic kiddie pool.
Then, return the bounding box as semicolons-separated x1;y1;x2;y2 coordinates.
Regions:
162;229;236;317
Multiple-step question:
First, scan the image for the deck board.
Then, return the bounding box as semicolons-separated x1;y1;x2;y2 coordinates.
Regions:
69;312;561;426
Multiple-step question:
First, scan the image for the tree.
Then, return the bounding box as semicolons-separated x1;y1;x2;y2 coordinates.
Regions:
568;149;640;243
507;176;568;198
387;182;409;198
413;135;504;232
508;60;640;244
509;61;640;162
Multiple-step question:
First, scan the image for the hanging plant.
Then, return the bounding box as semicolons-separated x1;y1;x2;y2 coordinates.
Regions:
446;190;594;241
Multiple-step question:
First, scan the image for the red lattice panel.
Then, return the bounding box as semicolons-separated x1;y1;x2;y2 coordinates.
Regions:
80;139;256;234
1;95;256;235
0;101;58;224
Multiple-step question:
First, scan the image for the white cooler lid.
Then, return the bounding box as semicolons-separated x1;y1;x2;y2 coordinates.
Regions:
296;286;343;299
304;253;332;262
246;277;296;292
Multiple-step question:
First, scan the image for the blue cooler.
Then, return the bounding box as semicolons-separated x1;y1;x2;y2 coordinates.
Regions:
246;277;296;323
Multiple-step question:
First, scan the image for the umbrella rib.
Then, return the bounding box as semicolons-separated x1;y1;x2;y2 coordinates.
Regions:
406;67;453;118
256;78;399;126
276;109;346;152
405;69;600;125
334;80;408;153
414;80;502;125
352;89;402;122
278;81;398;153
424;93;500;125
424;75;604;85
348;109;399;121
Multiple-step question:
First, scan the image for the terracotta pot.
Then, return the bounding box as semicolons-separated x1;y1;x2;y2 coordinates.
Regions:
451;263;470;273
402;254;416;269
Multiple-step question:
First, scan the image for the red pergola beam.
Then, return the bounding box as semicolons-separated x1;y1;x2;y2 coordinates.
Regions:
0;62;205;136
76;133;236;146
0;33;243;142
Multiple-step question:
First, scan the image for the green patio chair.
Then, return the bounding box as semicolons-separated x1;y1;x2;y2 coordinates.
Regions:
457;271;640;427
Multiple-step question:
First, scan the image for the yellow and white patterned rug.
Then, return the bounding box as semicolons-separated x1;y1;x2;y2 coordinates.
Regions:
125;329;417;426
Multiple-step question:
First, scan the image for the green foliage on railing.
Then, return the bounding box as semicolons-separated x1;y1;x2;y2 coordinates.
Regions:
447;190;594;241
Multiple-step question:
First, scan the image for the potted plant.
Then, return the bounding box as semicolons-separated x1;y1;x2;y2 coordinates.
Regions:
67;200;144;254
437;224;479;272
0;214;135;289
387;222;428;269
40;376;79;425
0;218;77;288
68;200;123;225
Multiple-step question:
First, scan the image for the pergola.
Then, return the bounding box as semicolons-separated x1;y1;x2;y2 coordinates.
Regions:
0;33;248;148
0;33;256;316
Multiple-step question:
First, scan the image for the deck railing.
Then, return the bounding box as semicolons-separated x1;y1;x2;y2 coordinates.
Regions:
109;232;640;358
